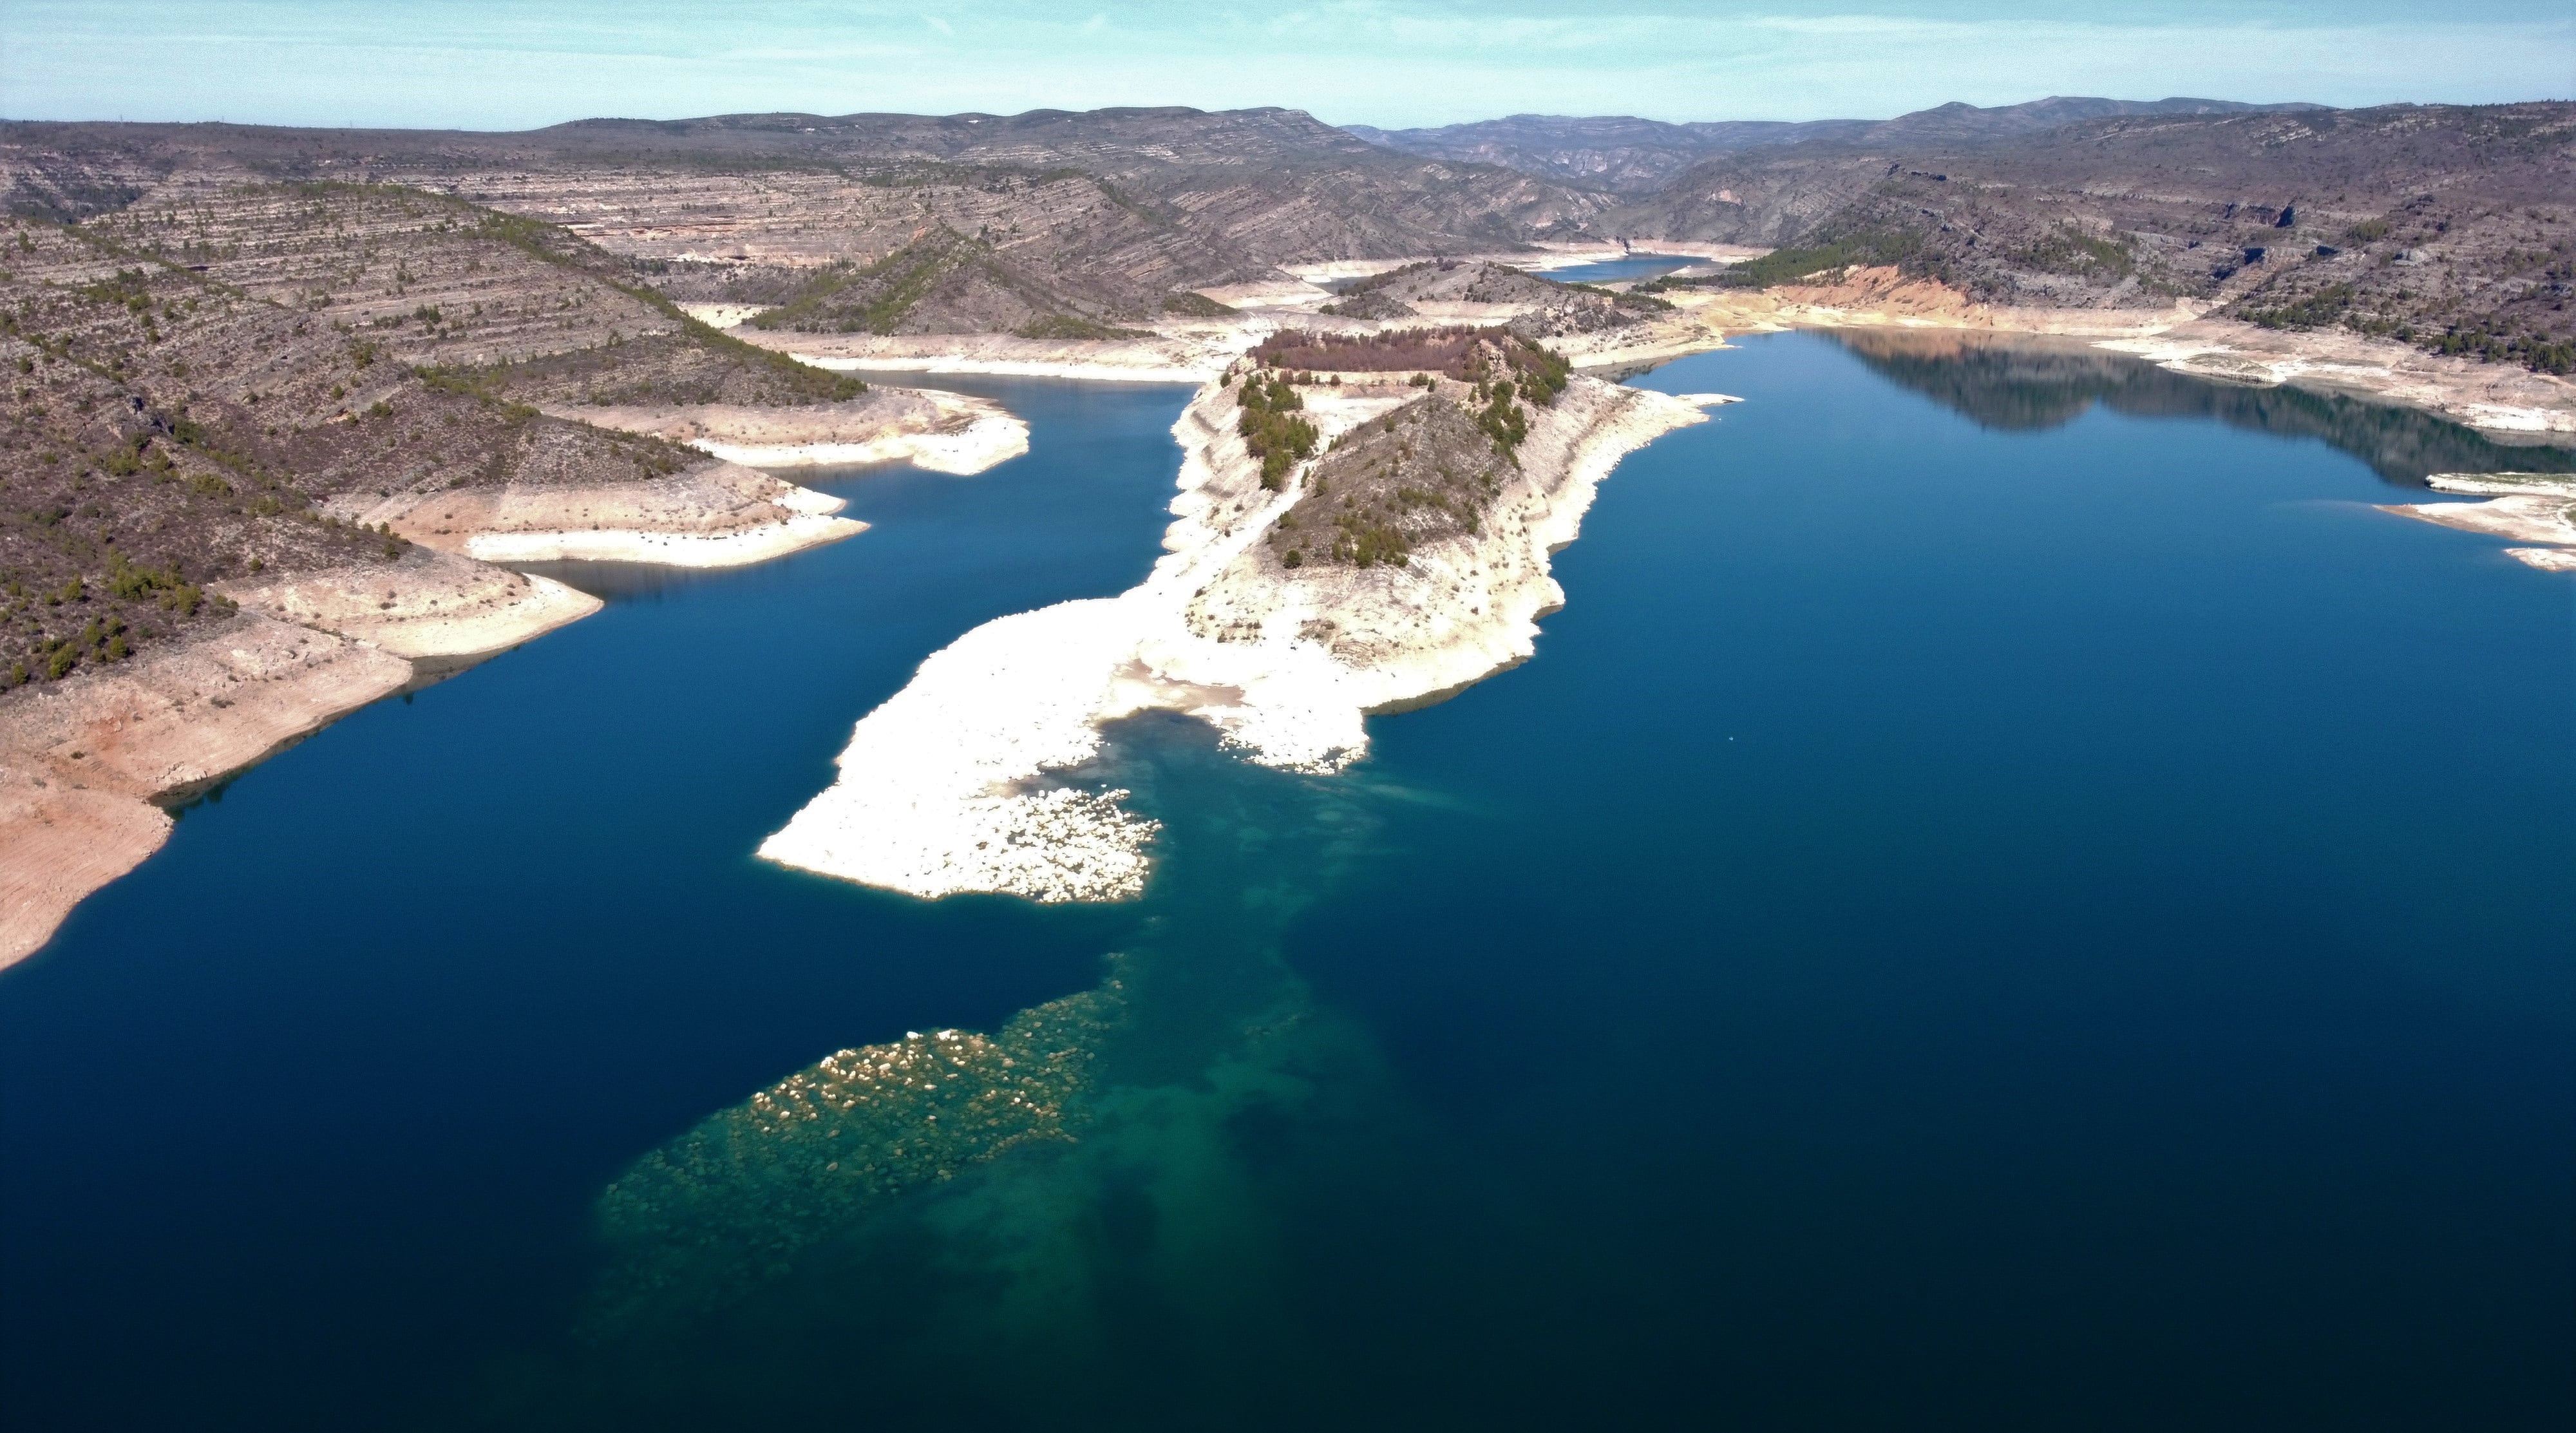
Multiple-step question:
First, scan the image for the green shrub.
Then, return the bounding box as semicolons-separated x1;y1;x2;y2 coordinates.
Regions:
2242;283;2356;330
1718;228;1927;288
1236;374;1319;490
1014;313;1154;341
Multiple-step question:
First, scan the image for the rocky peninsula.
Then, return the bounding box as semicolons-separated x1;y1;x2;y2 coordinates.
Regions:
758;332;1721;903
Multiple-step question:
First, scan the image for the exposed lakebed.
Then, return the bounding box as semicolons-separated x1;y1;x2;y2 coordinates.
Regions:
3;337;2570;1431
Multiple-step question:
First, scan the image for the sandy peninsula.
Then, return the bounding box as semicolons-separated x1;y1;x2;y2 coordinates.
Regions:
757;366;1717;904
558;387;1028;475
325;461;866;568
214;549;603;660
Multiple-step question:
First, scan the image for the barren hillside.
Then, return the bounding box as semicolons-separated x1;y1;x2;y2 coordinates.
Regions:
0;181;879;688
6;98;2567;368
1619;103;2575;371
2;108;1609;330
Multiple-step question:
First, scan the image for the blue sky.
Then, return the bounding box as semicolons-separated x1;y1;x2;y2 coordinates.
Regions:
4;1;2568;130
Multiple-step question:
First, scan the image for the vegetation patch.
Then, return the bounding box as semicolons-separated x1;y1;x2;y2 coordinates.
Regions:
1012;314;1154;341
1250;325;1569;402
2241;282;2358;330
1318;289;1419;320
1253;325;1490;375
1231;372;1319;490
2012;225;2137;279
1160;290;1235;318
1700;227;1931;288
2421;322;2575;375
1267;395;1510;571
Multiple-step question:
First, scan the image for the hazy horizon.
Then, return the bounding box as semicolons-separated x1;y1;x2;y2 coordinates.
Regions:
4;1;2567;133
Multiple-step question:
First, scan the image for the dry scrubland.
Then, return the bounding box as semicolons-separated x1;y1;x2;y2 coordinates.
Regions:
0;185;879;687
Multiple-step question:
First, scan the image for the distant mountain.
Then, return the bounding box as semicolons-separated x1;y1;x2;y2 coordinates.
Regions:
1342;98;2324;193
8;98;2562;371
3;105;1613;285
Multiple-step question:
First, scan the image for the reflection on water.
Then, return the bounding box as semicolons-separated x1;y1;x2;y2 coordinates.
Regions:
465;716;1397;1427
510;559;779;603
1832;329;2575;488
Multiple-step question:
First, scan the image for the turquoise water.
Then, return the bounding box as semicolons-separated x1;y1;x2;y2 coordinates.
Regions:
3;338;2570;1429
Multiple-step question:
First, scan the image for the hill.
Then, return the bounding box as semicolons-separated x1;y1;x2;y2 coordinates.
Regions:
0;178;902;690
5;99;2566;370
1618;103;2576;372
2;108;1610;331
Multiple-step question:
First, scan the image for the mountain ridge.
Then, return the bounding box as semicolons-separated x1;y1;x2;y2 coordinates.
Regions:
1341;97;2327;194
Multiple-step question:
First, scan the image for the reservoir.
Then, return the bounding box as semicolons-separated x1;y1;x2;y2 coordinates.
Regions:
3;334;2568;1430
1535;252;1716;284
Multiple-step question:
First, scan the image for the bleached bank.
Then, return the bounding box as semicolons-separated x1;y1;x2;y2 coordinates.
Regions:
0;616;414;967
217;549;602;660
573;389;1030;476
336;462;869;570
735;329;1251;385
464;513;865;566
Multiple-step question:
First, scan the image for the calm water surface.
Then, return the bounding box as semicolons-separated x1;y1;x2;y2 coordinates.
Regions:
1538;253;1714;284
3;337;2570;1430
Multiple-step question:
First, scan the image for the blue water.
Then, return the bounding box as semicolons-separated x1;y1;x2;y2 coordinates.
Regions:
1540;252;1712;285
4;337;2570;1430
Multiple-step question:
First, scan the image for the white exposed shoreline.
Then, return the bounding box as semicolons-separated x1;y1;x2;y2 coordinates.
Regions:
792;352;1218;384
2380;471;2576;572
734;328;1249;385
567;389;1032;475
464;513;866;566
759;373;1714;904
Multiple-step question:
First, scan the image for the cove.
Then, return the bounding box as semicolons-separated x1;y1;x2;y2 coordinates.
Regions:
1537;253;1716;285
3;336;2570;1432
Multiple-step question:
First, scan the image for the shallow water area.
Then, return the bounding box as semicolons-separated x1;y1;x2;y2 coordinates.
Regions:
3;341;2571;1431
